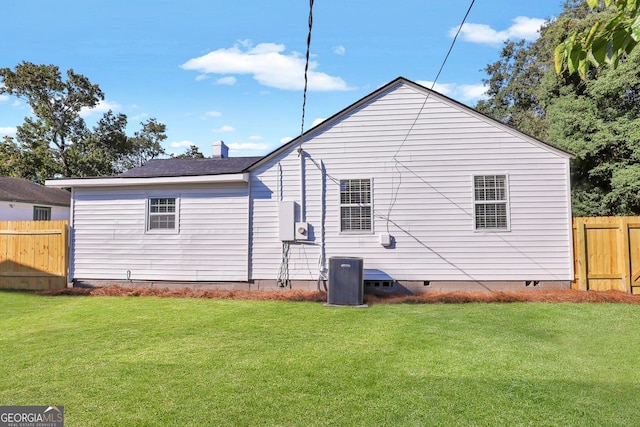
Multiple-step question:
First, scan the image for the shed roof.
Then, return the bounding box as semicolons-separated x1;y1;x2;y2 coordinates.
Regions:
0;176;71;206
118;157;262;178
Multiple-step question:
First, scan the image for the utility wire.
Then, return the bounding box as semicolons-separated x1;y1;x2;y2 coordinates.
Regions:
387;0;475;231
428;0;475;106
300;0;314;138
392;0;475;161
278;0;314;288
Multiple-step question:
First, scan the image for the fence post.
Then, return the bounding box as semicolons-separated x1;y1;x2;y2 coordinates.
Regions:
574;217;588;291
619;217;631;293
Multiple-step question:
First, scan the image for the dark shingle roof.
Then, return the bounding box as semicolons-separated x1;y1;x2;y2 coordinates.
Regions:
0;176;71;206
118;157;263;178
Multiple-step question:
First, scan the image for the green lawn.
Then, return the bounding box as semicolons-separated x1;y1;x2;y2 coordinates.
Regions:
1;292;640;426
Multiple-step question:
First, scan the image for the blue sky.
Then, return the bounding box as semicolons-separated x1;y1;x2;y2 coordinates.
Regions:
0;0;564;158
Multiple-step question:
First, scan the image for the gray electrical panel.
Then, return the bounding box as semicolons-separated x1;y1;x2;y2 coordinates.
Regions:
328;257;364;306
278;201;295;241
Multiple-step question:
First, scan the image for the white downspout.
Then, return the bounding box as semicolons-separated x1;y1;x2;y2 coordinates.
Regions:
67;187;75;287
298;147;306;222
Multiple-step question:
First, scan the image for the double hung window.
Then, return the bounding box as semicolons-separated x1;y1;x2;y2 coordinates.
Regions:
148;198;177;231
474;175;509;230
340;179;372;232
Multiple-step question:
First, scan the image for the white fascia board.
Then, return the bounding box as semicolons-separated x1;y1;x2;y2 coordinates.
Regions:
46;173;250;188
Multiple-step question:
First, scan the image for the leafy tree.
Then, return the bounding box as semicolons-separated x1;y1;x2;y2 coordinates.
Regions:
556;0;640;78
128;118;167;168
72;113;166;175
0;62;102;178
476;2;593;140
479;0;640;216
547;46;640;214
476;39;550;140
171;145;205;159
70;110;129;176
0;62;166;182
0;136;25;177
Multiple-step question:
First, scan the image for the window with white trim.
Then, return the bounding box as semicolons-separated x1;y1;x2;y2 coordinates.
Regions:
33;206;51;221
340;179;372;232
148;197;177;231
474;175;508;230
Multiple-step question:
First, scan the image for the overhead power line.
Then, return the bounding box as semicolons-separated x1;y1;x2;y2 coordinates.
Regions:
387;0;476;231
300;0;314;137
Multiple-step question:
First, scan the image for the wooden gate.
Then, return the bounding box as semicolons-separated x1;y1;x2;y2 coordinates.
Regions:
573;217;640;294
0;220;69;290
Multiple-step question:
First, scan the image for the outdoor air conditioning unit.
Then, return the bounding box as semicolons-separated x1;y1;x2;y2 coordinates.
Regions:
327;257;364;306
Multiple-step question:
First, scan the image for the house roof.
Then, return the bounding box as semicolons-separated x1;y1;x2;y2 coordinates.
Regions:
48;76;572;189
250;76;572;170
118;157;263;178
0;176;71;206
46;157;260;188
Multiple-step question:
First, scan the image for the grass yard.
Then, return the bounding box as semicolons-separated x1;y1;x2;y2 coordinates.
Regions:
1;291;640;426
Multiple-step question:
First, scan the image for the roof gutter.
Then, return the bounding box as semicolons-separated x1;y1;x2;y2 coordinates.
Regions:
45;173;250;188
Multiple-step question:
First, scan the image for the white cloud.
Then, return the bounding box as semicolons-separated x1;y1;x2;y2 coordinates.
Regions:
170;140;195;149
195;74;209;81
181;41;352;91
212;125;235;133
417;80;487;104
80;100;121;118
333;45;346;55
216;76;237;85
280;136;293;144
202;111;222;119
311;117;327;128
131;113;149;121
0;94;8;102
227;142;270;151
0;126;17;135
451;16;546;46
248;135;262;140
458;84;488;101
416;81;456;96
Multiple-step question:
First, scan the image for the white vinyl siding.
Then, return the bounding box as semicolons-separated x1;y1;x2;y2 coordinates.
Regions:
0;202;68;221
249;81;573;282
71;183;249;281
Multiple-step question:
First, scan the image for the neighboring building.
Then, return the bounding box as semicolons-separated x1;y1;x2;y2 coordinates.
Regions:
47;77;574;292
0;176;70;221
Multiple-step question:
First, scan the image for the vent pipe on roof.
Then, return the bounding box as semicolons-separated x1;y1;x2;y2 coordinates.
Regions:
212;140;228;158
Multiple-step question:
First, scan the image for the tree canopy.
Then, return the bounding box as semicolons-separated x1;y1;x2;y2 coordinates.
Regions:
0;62;166;182
556;0;640;78
171;145;205;159
478;0;640;216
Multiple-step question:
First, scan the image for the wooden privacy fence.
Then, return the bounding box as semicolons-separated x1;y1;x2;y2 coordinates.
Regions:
0;220;69;290
573;216;640;294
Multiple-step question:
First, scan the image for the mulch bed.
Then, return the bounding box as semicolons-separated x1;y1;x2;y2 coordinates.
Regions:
36;285;640;304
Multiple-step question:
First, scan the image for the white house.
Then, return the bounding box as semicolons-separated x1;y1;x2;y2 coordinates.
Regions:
0;176;70;221
47;77;574;292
